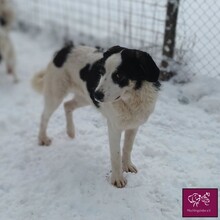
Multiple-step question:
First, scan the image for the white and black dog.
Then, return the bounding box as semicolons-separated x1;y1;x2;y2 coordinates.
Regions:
0;0;17;82
32;43;160;188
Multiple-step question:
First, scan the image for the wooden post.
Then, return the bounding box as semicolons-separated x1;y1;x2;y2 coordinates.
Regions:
160;0;180;81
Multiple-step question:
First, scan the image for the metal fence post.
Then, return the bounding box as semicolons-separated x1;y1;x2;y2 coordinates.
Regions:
160;0;180;81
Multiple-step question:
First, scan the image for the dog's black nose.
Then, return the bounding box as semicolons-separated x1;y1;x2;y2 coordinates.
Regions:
94;90;104;102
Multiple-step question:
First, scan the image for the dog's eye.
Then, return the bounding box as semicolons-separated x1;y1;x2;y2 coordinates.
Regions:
115;73;120;79
113;72;124;81
114;73;125;81
112;71;128;86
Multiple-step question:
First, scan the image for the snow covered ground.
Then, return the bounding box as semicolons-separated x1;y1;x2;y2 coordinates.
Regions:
0;31;220;220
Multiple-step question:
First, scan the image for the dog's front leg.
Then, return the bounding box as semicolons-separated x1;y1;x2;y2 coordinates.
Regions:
122;128;138;173
107;120;127;188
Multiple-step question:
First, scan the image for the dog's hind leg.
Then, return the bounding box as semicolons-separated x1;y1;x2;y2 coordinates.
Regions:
122;128;138;173
39;86;67;146
39;97;63;146
64;95;89;138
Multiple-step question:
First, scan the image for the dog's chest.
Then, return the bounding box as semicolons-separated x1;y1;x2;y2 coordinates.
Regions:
101;84;158;129
114;99;154;129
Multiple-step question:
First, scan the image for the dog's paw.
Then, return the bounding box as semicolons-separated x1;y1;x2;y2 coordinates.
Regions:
67;129;75;139
38;136;52;146
123;162;138;173
111;174;127;188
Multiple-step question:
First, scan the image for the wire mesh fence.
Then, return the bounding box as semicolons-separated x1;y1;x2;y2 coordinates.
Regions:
176;0;220;80
12;0;220;80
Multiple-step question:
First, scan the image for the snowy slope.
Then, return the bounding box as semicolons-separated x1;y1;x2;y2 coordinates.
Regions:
0;31;220;220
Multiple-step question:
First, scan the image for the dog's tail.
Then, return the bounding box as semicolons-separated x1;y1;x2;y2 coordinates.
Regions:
31;69;47;94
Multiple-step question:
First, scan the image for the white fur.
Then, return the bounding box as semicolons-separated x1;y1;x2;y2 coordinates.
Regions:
0;0;17;82
32;46;159;188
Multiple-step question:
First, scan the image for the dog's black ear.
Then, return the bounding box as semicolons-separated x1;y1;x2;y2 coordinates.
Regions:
136;51;160;82
104;45;124;59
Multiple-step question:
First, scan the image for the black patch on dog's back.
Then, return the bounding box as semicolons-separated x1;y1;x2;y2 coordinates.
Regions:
80;59;105;108
0;17;6;26
53;42;73;68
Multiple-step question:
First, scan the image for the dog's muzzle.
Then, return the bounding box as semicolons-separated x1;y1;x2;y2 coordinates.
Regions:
94;90;104;102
